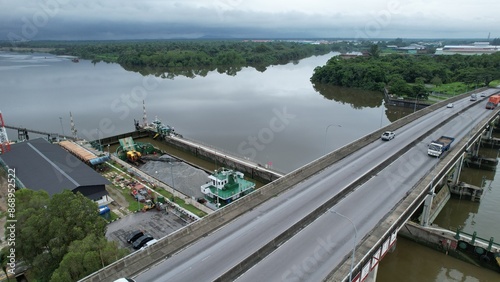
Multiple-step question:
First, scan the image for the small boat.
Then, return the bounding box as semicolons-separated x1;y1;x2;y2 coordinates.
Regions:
71;58;79;63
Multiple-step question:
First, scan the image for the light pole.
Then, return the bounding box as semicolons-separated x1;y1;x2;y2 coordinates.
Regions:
330;210;357;282
413;95;419;113
325;124;342;154
458;113;474;150
59;117;65;138
96;128;102;151
215;170;220;208
170;163;175;192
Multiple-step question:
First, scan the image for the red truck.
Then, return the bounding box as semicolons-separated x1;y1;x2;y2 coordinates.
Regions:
486;95;500;109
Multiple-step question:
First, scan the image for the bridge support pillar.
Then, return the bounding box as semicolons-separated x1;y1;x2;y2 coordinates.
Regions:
364;263;379;282
471;142;480;157
450;154;465;184
420;191;434;227
485;123;494;139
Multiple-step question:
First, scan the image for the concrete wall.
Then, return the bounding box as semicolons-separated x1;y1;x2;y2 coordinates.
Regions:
81;89;488;282
159;134;283;183
99;130;149;145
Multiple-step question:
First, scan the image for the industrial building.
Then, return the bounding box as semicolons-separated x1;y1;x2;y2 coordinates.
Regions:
0;138;110;204
435;42;500;55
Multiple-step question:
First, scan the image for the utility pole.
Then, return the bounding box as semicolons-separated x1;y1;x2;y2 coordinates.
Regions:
59;117;65;138
70;112;78;140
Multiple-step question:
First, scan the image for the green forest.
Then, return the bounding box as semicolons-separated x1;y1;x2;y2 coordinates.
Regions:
2;40;349;77
311;50;500;98
3;190;128;281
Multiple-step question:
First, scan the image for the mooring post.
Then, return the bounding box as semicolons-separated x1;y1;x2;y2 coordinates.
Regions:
471;231;477;244
487;237;494;252
454;226;461;240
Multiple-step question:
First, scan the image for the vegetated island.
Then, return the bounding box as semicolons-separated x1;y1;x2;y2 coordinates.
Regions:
310;45;500;102
0;40;356;78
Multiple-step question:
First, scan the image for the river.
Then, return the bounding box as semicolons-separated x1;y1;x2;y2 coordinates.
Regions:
1;50;498;281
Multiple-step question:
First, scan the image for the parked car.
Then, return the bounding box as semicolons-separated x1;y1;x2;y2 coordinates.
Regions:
126;230;144;244
381;131;395;141
447;103;454;108
140;239;158;250
133;234;154;249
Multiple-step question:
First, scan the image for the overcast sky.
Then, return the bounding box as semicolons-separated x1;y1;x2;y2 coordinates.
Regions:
1;0;498;41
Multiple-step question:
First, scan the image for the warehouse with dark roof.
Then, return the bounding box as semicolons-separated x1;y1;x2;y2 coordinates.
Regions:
0;138;110;203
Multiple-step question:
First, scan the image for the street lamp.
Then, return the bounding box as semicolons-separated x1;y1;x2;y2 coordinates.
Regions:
170;163;175;191
325;124;342;154
59;117;65;138
215;170;220;208
330;210;357;282
413;95;419;113
95;128;101;151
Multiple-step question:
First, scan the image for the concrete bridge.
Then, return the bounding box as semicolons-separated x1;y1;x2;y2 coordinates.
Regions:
81;88;500;282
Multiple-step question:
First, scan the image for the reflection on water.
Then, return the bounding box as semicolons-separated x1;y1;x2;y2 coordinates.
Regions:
120;64;245;79
384;104;417;123
312;83;383;109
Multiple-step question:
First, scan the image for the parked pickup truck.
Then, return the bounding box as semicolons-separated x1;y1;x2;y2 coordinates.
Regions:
428;136;455;157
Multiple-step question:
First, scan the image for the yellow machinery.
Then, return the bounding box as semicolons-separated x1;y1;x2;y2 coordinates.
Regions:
126;150;142;162
142;199;156;212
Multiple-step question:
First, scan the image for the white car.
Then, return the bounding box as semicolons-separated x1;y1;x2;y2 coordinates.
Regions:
140;239;158;250
381;131;395;141
113;278;136;282
447;103;454;108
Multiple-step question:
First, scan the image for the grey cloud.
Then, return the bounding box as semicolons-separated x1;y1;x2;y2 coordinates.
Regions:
0;0;498;41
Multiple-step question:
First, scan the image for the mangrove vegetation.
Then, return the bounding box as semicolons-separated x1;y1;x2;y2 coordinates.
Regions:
1;40;353;78
311;50;500;98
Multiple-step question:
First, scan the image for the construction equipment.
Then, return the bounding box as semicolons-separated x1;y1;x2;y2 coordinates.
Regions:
126;150;142;163
116;137;160;164
142;199;156;212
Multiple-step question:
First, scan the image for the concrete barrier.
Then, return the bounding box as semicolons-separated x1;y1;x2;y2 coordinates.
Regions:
158;134;284;183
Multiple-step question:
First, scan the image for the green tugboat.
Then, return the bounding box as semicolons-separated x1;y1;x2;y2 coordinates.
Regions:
201;168;255;208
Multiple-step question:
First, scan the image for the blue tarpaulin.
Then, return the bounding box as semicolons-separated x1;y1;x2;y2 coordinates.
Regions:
89;155;110;165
